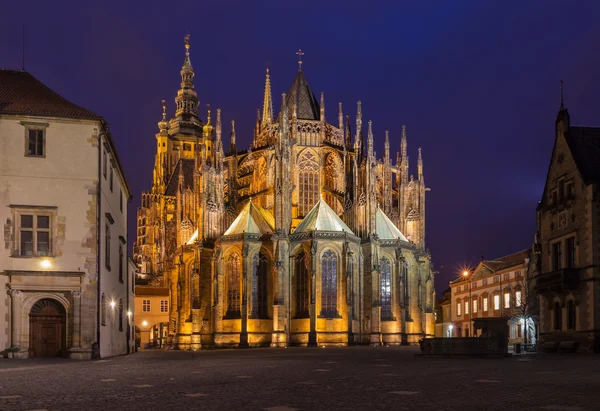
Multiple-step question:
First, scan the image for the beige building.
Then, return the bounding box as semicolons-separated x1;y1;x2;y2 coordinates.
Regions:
533;100;600;352
449;250;536;345
135;286;170;348
133;37;436;349
434;287;451;337
0;69;132;359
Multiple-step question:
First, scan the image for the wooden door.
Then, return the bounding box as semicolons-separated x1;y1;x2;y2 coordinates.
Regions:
29;299;66;358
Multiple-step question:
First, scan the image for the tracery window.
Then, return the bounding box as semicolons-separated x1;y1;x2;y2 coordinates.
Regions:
298;151;319;217
295;251;309;318
380;257;393;320
320;250;338;317
251;253;269;318
226;253;241;318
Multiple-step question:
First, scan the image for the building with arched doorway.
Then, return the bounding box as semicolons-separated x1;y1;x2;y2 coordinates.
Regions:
0;69;133;359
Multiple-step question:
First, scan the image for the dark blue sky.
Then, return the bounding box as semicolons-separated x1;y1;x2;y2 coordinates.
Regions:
2;1;600;295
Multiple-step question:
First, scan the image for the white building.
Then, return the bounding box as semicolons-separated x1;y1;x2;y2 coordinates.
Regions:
0;69;132;359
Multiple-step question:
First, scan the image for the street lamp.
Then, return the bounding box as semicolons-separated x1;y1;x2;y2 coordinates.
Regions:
463;270;473;337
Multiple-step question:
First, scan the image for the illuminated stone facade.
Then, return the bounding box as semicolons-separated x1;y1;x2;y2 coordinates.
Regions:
134;38;435;348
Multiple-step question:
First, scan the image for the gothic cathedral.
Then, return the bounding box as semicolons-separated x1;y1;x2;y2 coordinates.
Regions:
134;37;435;349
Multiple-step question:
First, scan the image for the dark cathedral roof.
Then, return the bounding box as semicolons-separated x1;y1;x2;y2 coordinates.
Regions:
567;126;600;184
165;159;195;196
0;69;100;119
285;70;320;120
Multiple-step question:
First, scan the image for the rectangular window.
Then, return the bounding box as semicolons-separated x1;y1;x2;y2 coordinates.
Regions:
26;129;45;157
552;241;562;271
566;180;574;199
565;237;576;268
472;282;477;289
483;297;488;312
457;301;461;316
457;286;460;292
109;166;114;192
105;224;111;270
17;212;52;256
183;143;191;151
517;323;522;338
465;301;469;315
494;295;500;310
551;189;558;206
516;290;522;307
103;150;107;178
142;300;151;312
494;276;499;284
482;279;487;286
515;271;522;278
160;300;169;313
120;190;123;212
473;299;478;313
504;292;510;308
503;273;509;281
118;244;124;283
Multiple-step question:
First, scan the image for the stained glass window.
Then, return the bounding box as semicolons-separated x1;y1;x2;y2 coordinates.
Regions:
320;250;338;317
226;253;241;317
298;151;319;217
295;251;309;318
251;253;269;318
380;257;392;320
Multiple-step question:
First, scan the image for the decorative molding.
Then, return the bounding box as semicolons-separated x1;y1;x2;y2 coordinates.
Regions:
105;212;114;224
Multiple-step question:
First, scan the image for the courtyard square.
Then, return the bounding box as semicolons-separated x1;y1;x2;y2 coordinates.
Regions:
1;347;599;411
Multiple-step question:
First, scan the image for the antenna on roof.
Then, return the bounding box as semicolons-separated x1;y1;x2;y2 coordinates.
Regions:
22;24;25;70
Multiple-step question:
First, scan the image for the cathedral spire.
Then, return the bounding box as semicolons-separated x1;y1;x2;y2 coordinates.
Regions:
345;114;352;149
418;147;423;180
261;68;273;127
338;102;343;130
384;130;390;164
216;108;222;144
320;92;325;122
401;125;408;183
367;120;374;158
355;101;363;157
296;49;304;72
175;34;199;120
158;99;168;133
230;120;236;152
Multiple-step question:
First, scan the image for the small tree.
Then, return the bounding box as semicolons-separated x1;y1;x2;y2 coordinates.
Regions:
507;266;538;344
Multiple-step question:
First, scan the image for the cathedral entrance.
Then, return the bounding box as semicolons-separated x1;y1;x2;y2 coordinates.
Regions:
29;298;66;358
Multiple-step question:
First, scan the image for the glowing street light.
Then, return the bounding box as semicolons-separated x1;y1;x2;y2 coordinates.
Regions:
110;300;116;309
142;320;148;327
127;310;132;317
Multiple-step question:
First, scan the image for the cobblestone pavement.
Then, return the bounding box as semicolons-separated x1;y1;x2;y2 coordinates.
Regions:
1;346;599;411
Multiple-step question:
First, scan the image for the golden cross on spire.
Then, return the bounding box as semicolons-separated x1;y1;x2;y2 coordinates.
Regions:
184;33;191;50
296;49;304;71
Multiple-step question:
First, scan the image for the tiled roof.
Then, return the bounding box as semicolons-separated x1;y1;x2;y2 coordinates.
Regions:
285;70;320;120
0;69;100;119
224;199;275;235
135;287;170;296
450;249;531;284
375;207;408;241
294;199;354;234
567;126;600;184
165;159;195;197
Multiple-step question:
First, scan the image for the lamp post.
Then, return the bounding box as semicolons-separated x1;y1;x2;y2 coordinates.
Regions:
463;271;473;337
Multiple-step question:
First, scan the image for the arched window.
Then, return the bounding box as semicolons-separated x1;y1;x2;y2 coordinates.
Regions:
380;257;393;320
226;253;241;318
554;302;562;331
320;250;338;317
118;299;123;332
191;264;200;309
298;151;319;217
567;300;576;330
295;251;309;318
101;293;106;326
251;253;268;319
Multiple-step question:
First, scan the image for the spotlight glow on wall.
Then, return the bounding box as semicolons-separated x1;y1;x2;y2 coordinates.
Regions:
40;259;52;269
142;320;148;327
110;300;116;309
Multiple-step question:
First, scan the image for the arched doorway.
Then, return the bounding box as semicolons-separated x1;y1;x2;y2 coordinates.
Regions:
29;298;66;357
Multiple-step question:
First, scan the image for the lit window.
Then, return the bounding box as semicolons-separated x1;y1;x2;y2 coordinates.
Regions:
504;292;510;308
515;291;522;307
473;299;478;313
380;257;392;320
298;151;319;217
160;300;169;313
483;297;488;312
295;251;309;318
494;295;500;310
142;299;151;312
457;301;461;316
464;301;469;315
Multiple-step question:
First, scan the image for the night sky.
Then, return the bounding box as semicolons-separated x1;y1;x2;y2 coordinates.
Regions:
2;1;600;295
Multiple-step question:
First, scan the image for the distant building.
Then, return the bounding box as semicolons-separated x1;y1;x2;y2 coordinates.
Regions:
449;250;536;345
434;287;451;337
0;69;131;359
135;287;170;349
534;101;600;352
